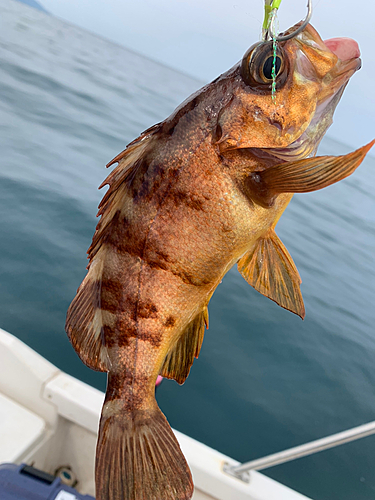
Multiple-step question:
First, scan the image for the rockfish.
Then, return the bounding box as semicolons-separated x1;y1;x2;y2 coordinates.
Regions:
66;21;373;500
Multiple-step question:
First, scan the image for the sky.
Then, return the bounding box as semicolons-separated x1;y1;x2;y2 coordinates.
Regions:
37;0;374;151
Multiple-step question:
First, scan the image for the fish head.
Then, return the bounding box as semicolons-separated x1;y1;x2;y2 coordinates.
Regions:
216;23;361;159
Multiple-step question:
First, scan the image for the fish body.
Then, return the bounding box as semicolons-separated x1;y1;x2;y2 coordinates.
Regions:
66;23;373;500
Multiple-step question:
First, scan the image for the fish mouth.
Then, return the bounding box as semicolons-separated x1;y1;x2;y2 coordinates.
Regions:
322;36;361;94
324;37;361;64
306;32;362;106
270;34;361;161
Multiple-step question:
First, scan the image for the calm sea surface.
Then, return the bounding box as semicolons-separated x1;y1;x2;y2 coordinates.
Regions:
1;1;375;499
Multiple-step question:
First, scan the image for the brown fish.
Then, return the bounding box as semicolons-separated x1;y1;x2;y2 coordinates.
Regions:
66;22;373;500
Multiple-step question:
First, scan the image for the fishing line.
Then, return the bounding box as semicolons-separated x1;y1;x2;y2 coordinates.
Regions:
263;2;280;102
270;9;279;102
262;0;282;38
262;1;313;102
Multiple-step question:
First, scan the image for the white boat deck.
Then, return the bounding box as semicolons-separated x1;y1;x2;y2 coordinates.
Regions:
0;328;311;500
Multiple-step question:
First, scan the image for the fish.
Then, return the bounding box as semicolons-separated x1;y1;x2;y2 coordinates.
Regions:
66;21;374;500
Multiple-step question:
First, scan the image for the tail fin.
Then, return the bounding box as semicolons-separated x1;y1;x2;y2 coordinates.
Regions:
96;402;193;500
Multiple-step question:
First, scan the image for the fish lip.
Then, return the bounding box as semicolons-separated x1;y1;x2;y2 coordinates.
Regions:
333;56;361;78
303;36;362;112
323;36;361;62
321;36;362;93
298;26;362;89
318;56;361;105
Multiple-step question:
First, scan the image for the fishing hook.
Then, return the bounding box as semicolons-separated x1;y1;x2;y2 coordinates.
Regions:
265;0;312;42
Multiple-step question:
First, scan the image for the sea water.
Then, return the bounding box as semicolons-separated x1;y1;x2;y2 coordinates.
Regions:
1;1;375;498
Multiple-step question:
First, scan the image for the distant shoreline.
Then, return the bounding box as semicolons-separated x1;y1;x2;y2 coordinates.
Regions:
15;0;48;13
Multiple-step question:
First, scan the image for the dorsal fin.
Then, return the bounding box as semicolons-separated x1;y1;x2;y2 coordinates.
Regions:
66;124;161;370
238;230;305;319
161;307;209;385
88;123;161;261
105;123;162;170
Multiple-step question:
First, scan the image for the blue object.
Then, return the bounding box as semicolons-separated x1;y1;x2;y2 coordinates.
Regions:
0;463;95;499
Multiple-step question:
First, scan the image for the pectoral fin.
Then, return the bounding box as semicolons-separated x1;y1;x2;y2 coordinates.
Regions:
161;307;208;385
238;230;305;319
249;140;375;207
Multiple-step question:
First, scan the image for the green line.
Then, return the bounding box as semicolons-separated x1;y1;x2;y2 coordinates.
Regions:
263;5;272;30
271;0;282;10
263;0;283;31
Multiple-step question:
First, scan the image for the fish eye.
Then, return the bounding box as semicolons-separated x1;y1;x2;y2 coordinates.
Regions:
262;55;282;81
241;42;288;91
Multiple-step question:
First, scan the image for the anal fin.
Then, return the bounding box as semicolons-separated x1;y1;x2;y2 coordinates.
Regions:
238;230;305;319
161;307;208;385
